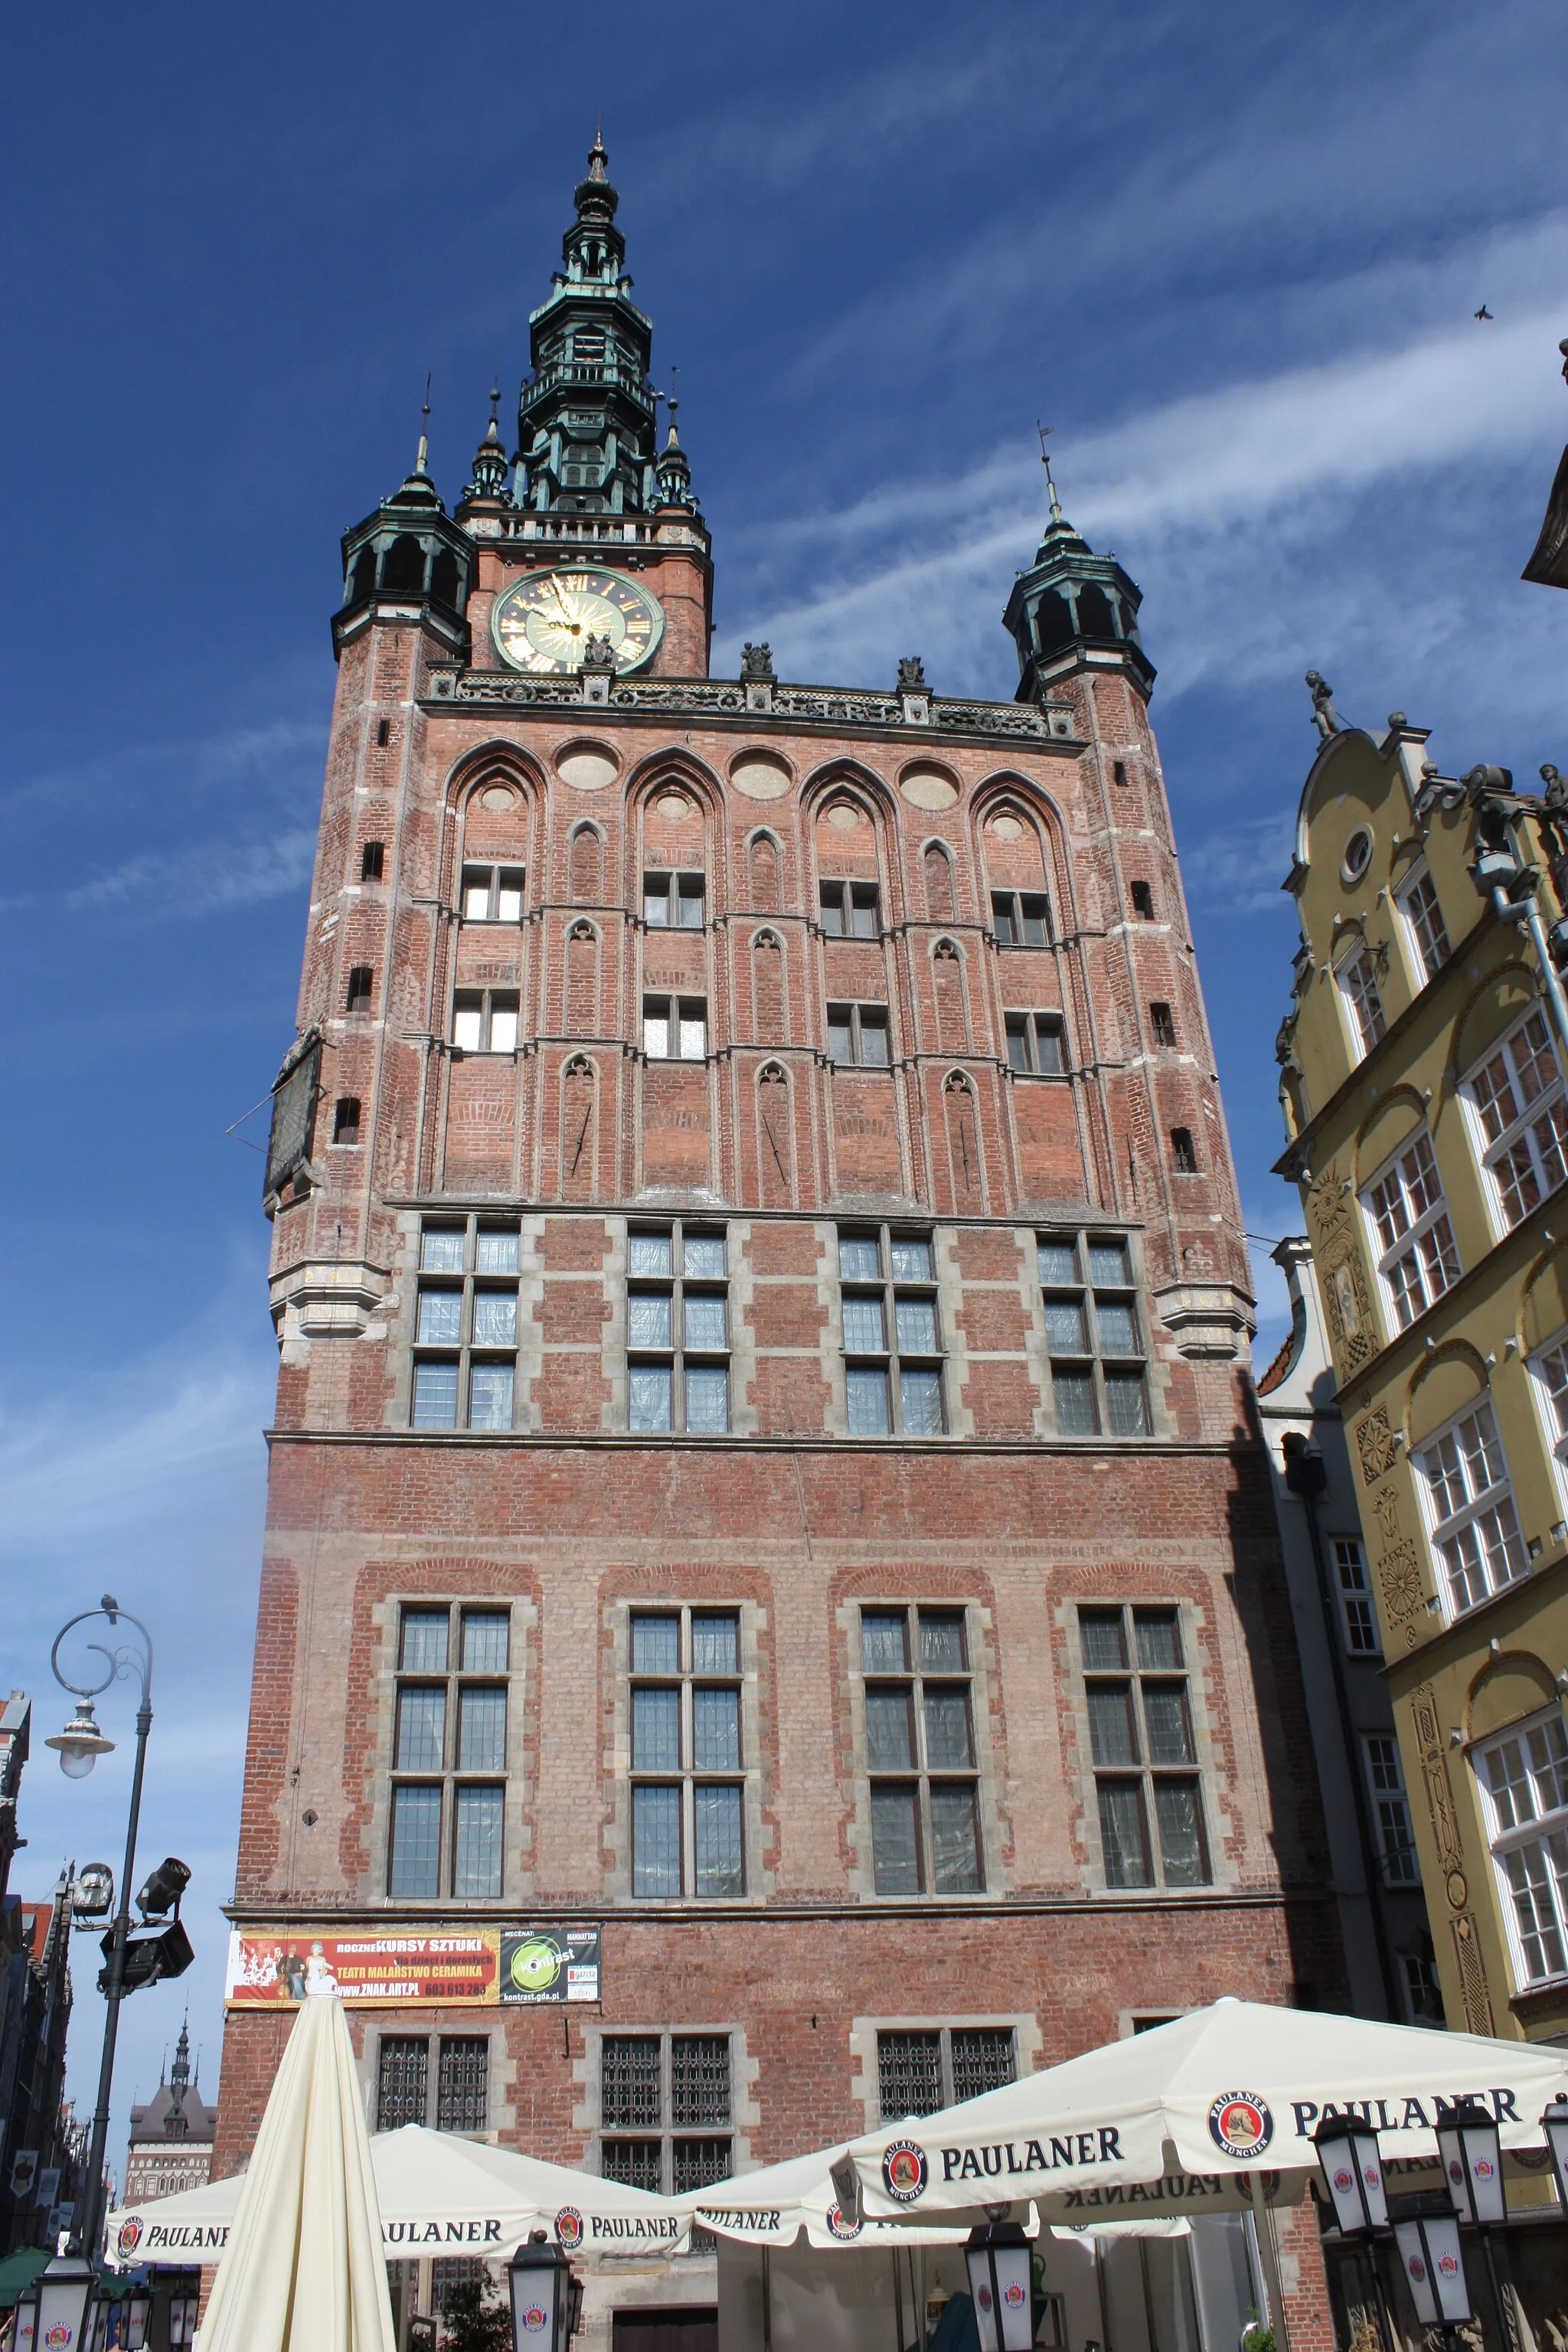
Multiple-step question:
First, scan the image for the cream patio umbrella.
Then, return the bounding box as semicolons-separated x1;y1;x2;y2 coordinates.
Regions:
669;2140;978;2249
198;1992;395;2352
105;2122;690;2271
844;1996;1568;2220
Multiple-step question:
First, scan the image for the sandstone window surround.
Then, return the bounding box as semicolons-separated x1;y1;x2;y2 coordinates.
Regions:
459;862;525;922
375;2030;491;2133
596;2030;735;2200
1076;1604;1211;1892
410;1217;524;1433
625;1223;729;1435
1360;1127;1460;1334
627;1606;746;1899
1393;858;1450;987
836;1227;945;1437
857;1603;982;1895
1334;934;1387;1061
1037;1232;1148;1438
1472;1704;1568;1989
1413;1399;1529;1619
387;1601;514;1902
1463;1006;1568;1233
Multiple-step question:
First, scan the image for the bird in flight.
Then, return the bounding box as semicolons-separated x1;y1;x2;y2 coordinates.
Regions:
1475;304;1493;320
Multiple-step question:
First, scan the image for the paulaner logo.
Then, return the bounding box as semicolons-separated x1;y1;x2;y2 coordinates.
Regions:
116;2218;142;2259
1207;2092;1273;2160
882;2141;929;2203
825;2203;862;2242
555;2207;583;2252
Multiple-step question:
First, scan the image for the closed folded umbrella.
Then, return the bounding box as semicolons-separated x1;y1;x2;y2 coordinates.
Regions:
848;1996;1568;2217
106;2122;688;2270
200;1993;395;2352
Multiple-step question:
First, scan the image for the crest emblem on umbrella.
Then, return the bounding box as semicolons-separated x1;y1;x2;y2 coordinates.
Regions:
880;2140;929;2203
555;2206;584;2251
116;2217;143;2258
1207;2092;1273;2158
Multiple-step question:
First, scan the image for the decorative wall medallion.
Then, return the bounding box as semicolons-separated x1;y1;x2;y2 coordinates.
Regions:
1355;1407;1399;1485
730;752;792;801
554;742;619;792
900;763;959;810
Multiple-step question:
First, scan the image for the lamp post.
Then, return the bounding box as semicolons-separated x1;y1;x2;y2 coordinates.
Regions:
1435;2097;1517;2352
1543;2095;1568;2213
1312;2112;1396;2352
508;2233;580;2352
44;1598;155;2264
964;2222;1034;2352
1387;2191;1474;2351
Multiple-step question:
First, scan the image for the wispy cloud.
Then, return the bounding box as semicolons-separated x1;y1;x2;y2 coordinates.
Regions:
1182;813;1300;919
65;825;318;916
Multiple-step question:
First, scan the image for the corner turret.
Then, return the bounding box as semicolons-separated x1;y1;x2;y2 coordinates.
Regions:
1002;458;1154;703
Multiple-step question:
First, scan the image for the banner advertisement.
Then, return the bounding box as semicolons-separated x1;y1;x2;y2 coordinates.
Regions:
225;1926;601;2007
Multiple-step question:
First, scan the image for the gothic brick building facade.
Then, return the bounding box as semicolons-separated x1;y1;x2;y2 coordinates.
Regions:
220;139;1342;2342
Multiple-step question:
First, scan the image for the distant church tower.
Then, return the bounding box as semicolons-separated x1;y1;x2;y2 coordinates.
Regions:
226;136;1340;2350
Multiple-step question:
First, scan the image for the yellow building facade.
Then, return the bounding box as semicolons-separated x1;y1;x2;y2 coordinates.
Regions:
1277;696;1568;2047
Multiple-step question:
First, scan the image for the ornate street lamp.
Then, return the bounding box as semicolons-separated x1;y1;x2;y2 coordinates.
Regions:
1313;2112;1395;2352
508;2233;578;2352
1543;2095;1568;2212
24;2251;98;2352
1388;2192;1473;2345
965;2222;1034;2352
1435;2098;1517;2352
45;1599;175;2265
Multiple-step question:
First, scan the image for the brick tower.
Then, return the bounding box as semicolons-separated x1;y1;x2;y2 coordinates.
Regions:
223;141;1341;2343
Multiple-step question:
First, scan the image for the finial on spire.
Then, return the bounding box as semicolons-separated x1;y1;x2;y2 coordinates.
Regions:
588;119;609;182
1037;421;1063;523
416;374;432;475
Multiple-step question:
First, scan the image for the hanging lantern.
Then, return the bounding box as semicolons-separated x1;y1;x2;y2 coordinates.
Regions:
1312;2111;1388;2235
1435;2097;1507;2226
965;2223;1034;2352
1542;2095;1568;2214
1387;2194;1473;2329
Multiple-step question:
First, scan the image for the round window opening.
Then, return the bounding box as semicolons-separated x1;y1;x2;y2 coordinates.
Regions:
1341;827;1374;884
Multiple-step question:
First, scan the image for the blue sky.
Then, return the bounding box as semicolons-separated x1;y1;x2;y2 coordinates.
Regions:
3;0;1563;2169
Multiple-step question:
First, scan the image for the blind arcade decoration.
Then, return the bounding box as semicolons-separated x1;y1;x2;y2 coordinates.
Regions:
225;1926;601;2007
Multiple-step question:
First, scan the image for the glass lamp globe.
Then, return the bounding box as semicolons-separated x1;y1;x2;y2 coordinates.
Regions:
47;1701;115;1779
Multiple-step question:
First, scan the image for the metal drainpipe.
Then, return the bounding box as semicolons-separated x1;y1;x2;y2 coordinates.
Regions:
1491;884;1568;1066
1282;1437;1406;2021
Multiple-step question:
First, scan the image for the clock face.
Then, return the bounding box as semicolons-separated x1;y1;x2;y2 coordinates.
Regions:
491;565;665;675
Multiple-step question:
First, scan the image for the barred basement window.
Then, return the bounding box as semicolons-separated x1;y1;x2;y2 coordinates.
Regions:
346;964;374;1013
452;989;519;1052
332;1096;361;1145
600;2033;733;2196
991;890;1050;947
1078;1605;1210;1890
826;1003;890;1067
626;1224;729;1435
376;2034;490;2132
860;1605;982;1895
460;864;525;922
629;1607;745;1897
387;1601;512;1900
1332;1537;1381;1655
410;1217;522;1432
838;1227;944;1436
361;840;385;880
820;880;880;938
875;2025;1015;2122
1465;1008;1568;1231
643;871;706;929
1037;1233;1148;1437
1149;1002;1177;1049
1004;1013;1067;1075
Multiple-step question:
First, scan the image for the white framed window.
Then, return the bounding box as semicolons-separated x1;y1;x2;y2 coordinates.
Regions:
1331;1537;1381;1655
1414;1399;1528;1618
1474;1707;1568;1988
1361;1129;1459;1331
628;1609;744;1898
1363;1734;1419;1883
1335;936;1386;1060
1393;861;1449;986
1527;1331;1568;1501
1465;1008;1568;1232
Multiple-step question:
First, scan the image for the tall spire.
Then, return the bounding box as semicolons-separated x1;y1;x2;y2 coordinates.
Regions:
415;374;432;478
